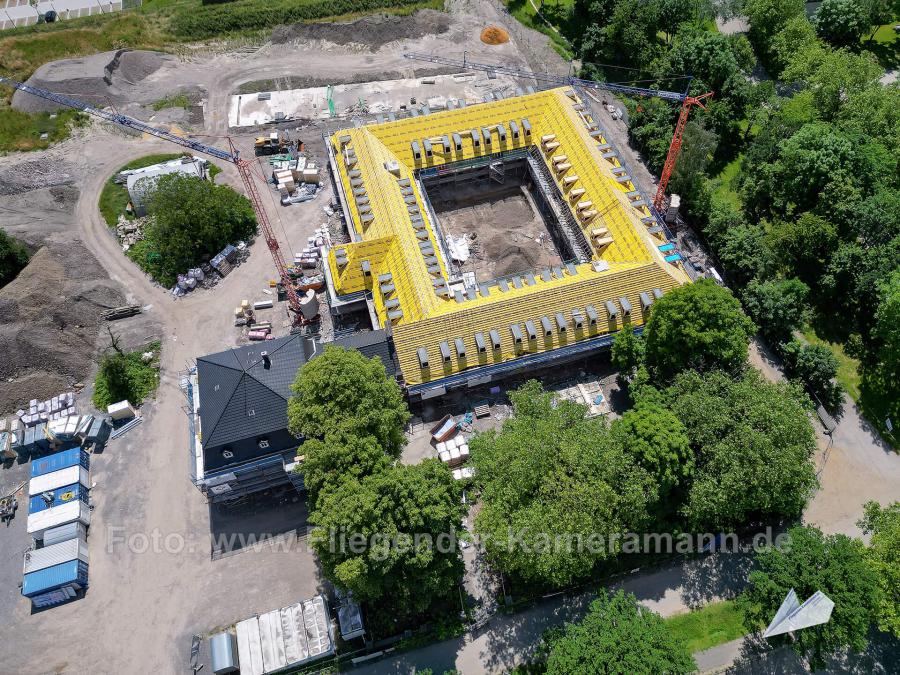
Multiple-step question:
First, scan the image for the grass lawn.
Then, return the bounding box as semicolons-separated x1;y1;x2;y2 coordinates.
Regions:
710;155;742;208
152;93;191;111
800;324;861;402
505;0;575;60
666;600;750;653
0;107;87;152
863;23;900;69
98;153;184;227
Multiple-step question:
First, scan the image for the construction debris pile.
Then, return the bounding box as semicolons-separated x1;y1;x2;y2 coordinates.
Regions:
171;242;248;297
431;414;475;481
116;214;150;251
271;156;323;205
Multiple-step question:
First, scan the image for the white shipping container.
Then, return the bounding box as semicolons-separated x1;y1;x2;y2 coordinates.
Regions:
27;501;91;539
23;536;89;574
29;465;90;496
43;521;87;547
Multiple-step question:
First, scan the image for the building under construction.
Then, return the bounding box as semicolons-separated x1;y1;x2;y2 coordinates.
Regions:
325;86;691;400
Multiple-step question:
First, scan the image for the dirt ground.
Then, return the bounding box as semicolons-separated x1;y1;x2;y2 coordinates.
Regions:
437;186;562;281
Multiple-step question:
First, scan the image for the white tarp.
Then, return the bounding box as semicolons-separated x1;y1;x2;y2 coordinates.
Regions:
446;235;470;263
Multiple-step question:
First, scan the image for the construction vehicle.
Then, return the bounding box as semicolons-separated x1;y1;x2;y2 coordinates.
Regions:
403;52;713;213
254;131;288;156
0;75;314;325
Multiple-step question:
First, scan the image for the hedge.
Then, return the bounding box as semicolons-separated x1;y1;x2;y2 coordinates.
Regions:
172;0;427;39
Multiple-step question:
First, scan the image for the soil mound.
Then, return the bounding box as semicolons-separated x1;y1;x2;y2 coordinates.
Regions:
481;26;509;45
271;9;451;51
12;49;172;113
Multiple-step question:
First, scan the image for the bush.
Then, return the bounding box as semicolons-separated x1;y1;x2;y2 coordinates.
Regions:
0;228;29;287
98;153;184;228
782;340;844;408
93;341;160;409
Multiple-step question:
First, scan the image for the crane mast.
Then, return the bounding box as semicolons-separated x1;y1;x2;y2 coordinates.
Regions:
0;76;303;318
402;52;713;214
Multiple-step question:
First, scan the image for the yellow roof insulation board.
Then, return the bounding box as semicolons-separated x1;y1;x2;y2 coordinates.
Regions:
329;87;689;385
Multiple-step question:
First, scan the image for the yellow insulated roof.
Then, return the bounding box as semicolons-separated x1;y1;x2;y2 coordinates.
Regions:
328;86;690;386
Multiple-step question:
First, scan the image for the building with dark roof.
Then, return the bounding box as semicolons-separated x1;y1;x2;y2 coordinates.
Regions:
187;330;397;502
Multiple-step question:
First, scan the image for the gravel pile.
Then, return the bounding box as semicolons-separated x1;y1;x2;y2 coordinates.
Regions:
0;160;125;413
271;9;451;51
12;49;174;113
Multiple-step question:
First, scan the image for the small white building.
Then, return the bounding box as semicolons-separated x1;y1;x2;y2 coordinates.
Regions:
123;157;208;216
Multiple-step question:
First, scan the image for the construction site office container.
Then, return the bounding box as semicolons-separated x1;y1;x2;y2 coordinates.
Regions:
42;521;87;547
22;559;88;606
29;465;90;496
23;536;89;575
27;500;91;540
29;481;88;514
31;448;89;478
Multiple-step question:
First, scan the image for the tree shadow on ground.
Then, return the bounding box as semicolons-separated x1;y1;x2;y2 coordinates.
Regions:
680;551;755;610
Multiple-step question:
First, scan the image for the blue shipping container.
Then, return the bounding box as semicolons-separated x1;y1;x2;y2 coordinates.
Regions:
28;482;89;514
31;448;90;478
22;559;89;597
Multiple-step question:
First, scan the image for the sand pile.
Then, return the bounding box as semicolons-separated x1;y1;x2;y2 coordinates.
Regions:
481;26;509;45
271;9;451;50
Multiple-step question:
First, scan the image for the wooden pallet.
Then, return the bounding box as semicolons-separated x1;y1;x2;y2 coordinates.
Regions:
473;401;491;418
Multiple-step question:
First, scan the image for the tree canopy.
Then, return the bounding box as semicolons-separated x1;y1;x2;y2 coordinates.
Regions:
310;460;466;620
545;590;696;675
471;380;655;587
858;501;900;637
741;525;881;670
611;401;693;498
643;279;755;381
655;370;818;529
740;278;809;345
288;345;410;454
134;173;256;287
814;0;868;48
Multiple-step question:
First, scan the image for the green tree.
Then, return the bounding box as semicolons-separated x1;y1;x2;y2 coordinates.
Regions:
770;15;819;75
545;590;696;674
740;278;809;345
298;431;392;512
782;47;882;120
611;329;645;379
611;401;693;497
139;173;256;286
662;370;818;529
654;0;708;42
0;228;29;287
767;213;838;283
310;460;465;619
814;0;868;48
471;381;655;587
858;501;900;637
644;279;756;381
741;525;880;670
863;270;900;428
288;346;410;454
743;0;806;65
781;340;844;408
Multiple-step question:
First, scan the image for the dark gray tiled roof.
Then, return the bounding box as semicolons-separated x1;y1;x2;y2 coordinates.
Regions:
197;334;311;450
331;329;399;377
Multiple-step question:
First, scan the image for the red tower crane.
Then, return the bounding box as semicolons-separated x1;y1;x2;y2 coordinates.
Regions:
0;76;303;319
652;92;713;212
